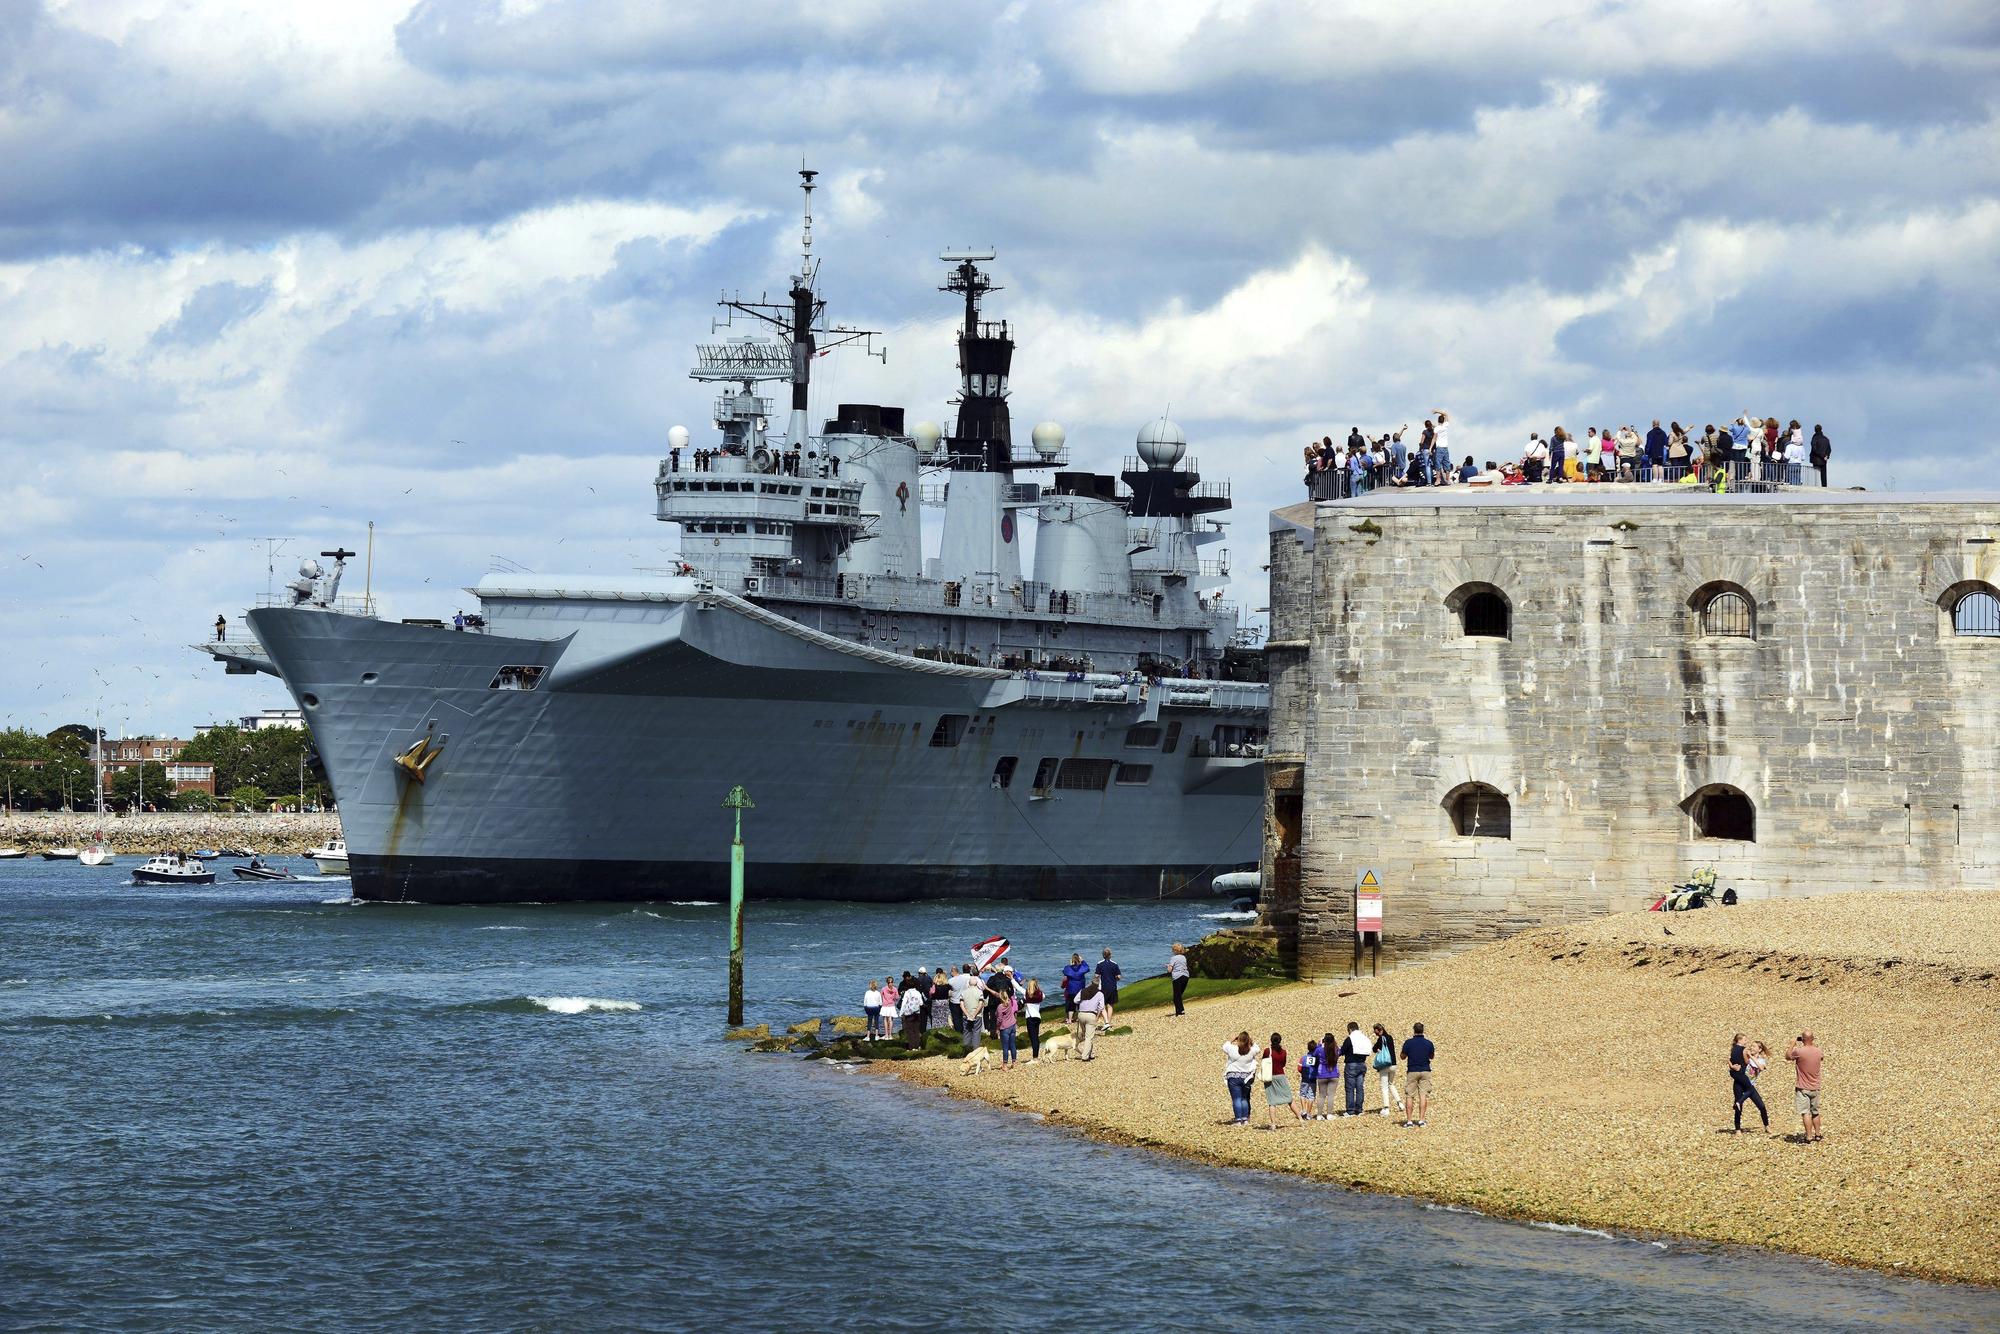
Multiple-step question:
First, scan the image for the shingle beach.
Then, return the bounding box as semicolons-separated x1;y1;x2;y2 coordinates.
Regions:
884;890;2000;1285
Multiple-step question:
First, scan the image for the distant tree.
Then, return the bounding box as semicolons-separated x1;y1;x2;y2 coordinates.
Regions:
180;727;251;793
0;728;54;762
171;789;221;813
110;762;171;812
226;785;270;812
46;723;101;760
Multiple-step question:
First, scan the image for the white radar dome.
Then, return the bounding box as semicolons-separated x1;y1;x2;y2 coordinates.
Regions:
1031;421;1066;458
299;558;323;579
667;424;691;450
911;420;943;450
1135;417;1188;469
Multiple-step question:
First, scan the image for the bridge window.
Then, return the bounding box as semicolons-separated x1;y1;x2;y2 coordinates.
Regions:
1687;785;1756;841
1445;783;1511;838
1952;586;2000;637
1116;763;1153;785
991;756;1017;789
929;715;969;747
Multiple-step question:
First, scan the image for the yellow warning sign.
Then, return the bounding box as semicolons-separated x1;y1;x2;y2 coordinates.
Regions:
1356;868;1383;935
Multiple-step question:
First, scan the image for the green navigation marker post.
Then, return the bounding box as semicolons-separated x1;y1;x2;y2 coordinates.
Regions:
722;784;755;1027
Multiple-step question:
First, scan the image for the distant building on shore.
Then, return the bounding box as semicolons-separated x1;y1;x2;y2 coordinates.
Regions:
195;707;304;734
1262;488;2000;977
98;736;216;797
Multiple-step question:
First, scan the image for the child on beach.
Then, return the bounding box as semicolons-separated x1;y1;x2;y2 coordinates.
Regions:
1023;980;1044;1060
877;976;898;1040
995;986;1019;1069
1297;1039;1319;1115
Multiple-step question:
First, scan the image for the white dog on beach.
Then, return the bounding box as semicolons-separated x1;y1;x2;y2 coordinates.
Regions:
961;1047;992;1075
1035;1035;1077;1062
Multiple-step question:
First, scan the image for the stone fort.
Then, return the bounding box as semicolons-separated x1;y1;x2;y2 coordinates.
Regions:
1260;488;2000;978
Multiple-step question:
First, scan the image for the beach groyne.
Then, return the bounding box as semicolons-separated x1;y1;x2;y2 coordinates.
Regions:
0;811;340;854
882;889;2000;1286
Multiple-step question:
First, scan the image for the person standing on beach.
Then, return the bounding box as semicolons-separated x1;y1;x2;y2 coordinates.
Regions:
900;976;925;1049
1340;1022;1370;1116
1095;949;1122;1026
957;973;986;1055
1261;1033;1303;1130
1298;1039;1320;1115
1168;943;1190;1017
862;980;883;1040
1786;1031;1825;1143
1023;979;1044;1060
1729;1033;1770;1134
1372;1023;1404;1119
1222;1031;1261;1126
995;984;1020;1070
878;975;898;1041
1062;954;1090;1022
1401;1022;1435;1127
1074;983;1106;1060
928;970;953;1035
1313;1033;1341;1120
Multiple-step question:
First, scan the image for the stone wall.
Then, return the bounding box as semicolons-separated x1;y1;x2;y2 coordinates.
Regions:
1265;490;2000;977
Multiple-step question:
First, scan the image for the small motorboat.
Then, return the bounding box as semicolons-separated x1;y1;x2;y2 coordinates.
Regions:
132;854;217;885
307;838;349;875
190;849;223;861
231;856;296;882
42;847;81;861
0;847;27;860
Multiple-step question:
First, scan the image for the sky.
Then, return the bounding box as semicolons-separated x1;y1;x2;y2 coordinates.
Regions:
2;0;1996;735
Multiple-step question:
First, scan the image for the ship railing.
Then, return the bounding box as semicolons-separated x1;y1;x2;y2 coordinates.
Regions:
1004;482;1043;505
1009;446;1069;469
1123;455;1204;477
253;594;379;618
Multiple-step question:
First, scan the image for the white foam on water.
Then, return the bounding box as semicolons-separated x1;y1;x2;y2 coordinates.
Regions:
1528;1222;1620;1241
668;900;712;907
527;996;641;1015
1199;910;1258;921
475;925;528;931
629;910;665;919
319;897;358;906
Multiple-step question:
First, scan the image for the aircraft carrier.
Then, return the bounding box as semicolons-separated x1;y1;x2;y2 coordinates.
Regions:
202;171;1269;903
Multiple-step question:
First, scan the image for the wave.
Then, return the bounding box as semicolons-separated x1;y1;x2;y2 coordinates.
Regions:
1199;910;1258;921
15;1004;359;1029
527;995;641;1015
474;925;528;931
1528;1222;1619;1241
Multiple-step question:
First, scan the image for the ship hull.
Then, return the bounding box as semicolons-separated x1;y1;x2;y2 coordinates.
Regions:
248;602;1263;905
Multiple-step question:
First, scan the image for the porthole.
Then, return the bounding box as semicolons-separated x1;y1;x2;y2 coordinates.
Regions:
300;693;320;708
360;672;379;685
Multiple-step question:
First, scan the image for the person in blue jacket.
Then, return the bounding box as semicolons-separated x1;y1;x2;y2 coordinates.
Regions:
1061;953;1091;1022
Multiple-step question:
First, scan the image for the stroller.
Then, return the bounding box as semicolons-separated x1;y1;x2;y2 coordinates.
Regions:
1650;866;1737;912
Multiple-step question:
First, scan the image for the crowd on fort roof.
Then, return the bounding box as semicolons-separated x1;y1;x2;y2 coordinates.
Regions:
1304;411;1833;499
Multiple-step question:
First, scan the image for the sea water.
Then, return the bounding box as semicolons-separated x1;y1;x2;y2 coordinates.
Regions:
3;861;1994;1332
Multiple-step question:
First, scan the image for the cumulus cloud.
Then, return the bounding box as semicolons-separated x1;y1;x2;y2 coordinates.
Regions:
0;0;1995;732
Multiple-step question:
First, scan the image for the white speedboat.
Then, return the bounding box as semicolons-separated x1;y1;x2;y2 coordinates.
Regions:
131;854;217;886
42;847;81;861
0;847;26;860
307;838;348;875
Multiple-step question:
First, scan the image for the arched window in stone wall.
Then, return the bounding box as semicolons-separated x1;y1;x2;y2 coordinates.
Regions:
1444;782;1511;838
1446;583;1511;640
1693;584;1756;639
1685;784;1756;841
1950;584;2000;638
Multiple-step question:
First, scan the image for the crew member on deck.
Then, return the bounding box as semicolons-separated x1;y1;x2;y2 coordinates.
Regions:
214;615;227;642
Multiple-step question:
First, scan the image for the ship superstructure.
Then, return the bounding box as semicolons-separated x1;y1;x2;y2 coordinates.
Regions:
203;172;1269;904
